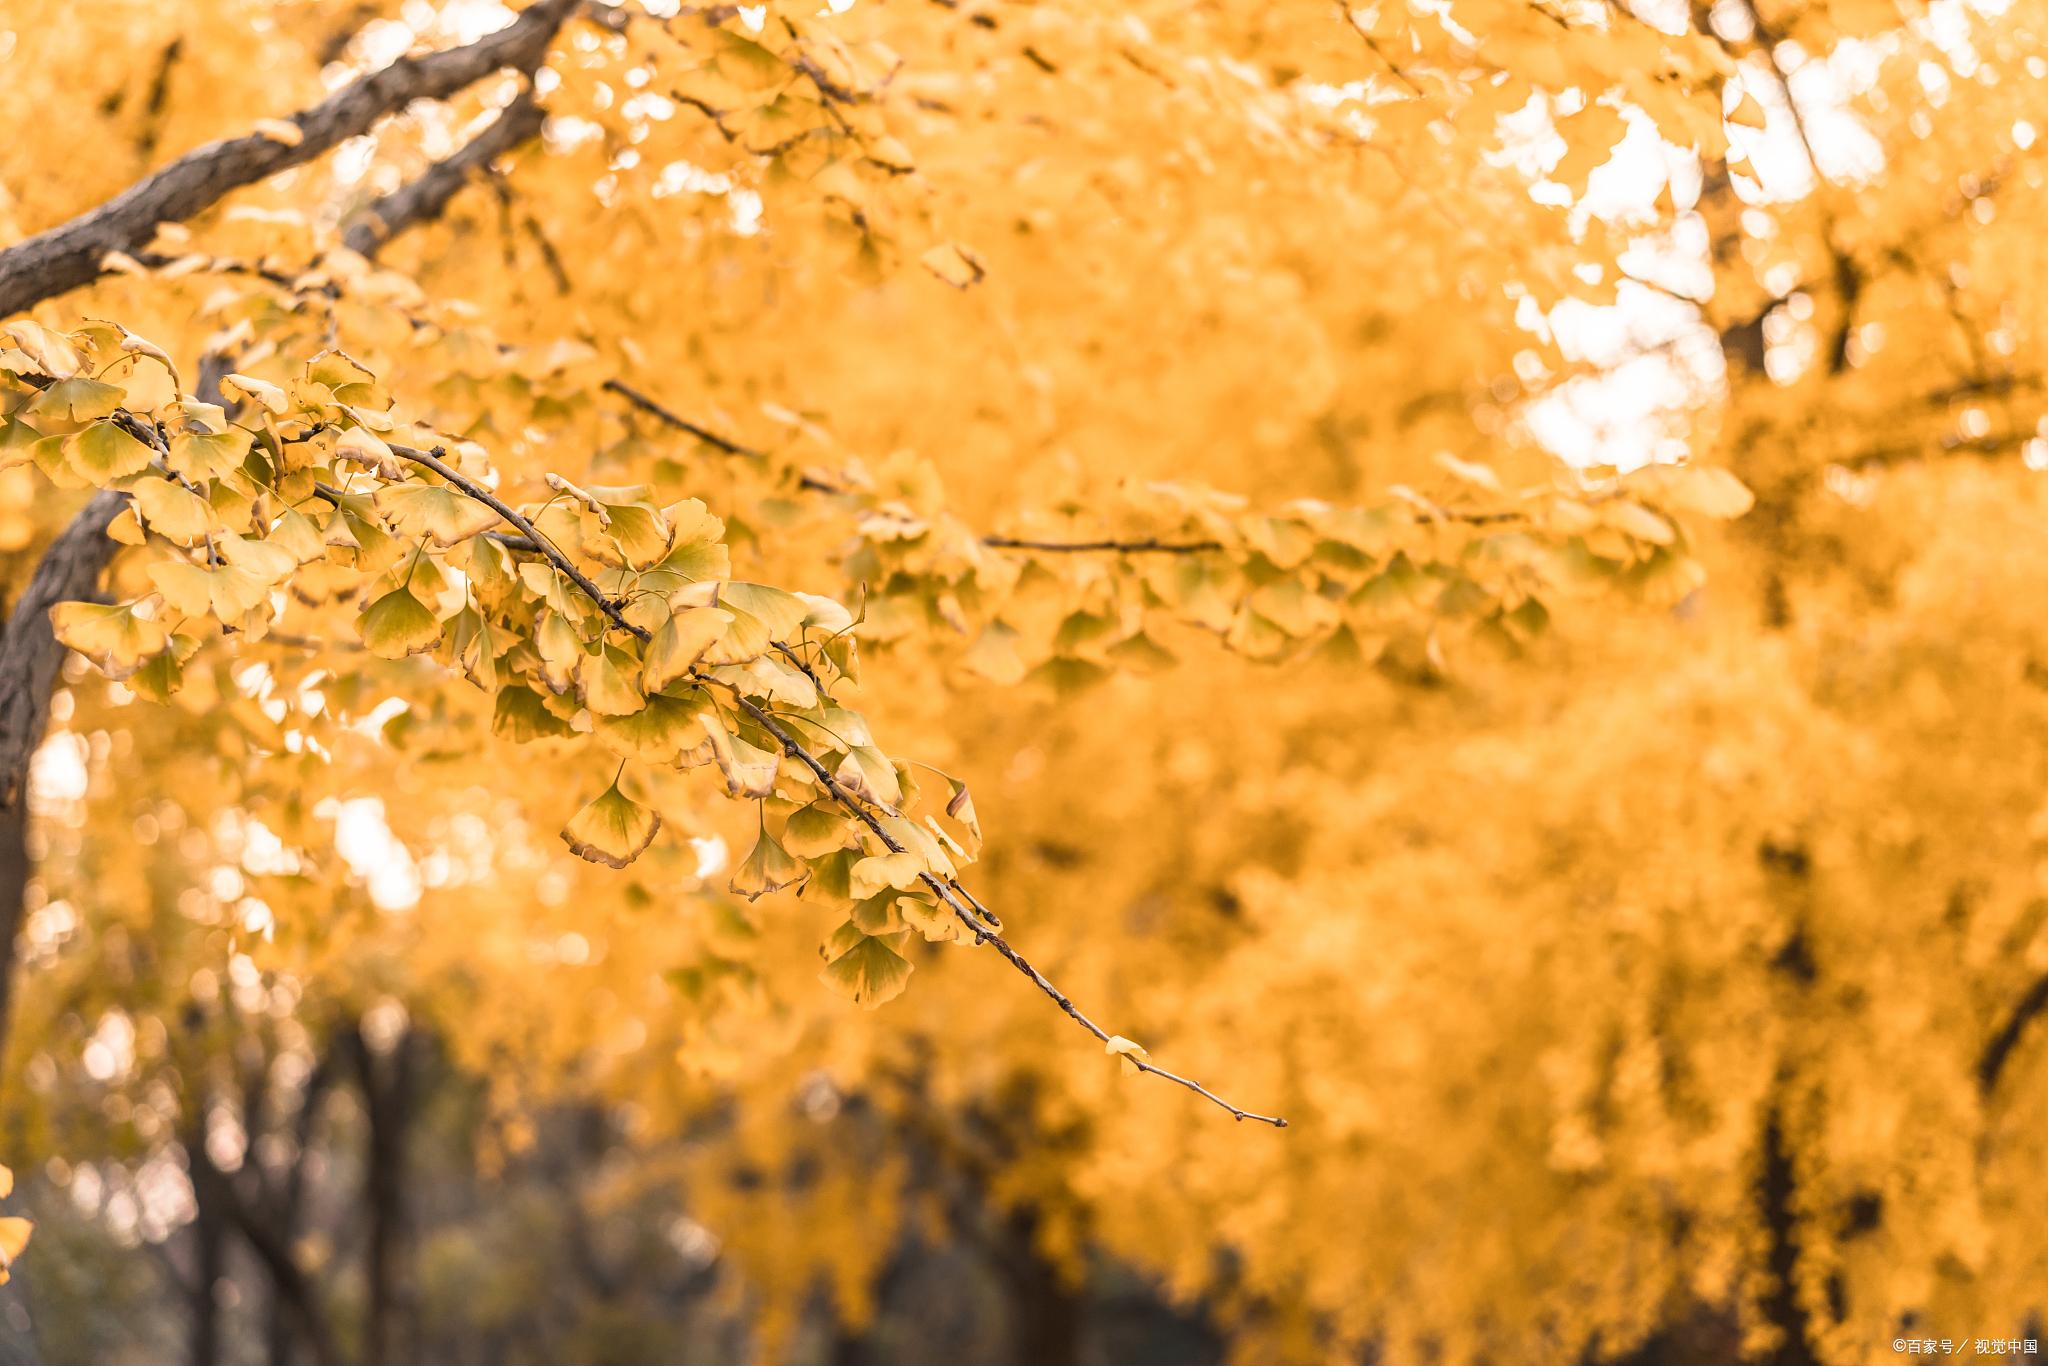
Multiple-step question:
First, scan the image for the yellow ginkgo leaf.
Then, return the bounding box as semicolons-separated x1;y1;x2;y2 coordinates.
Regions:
700;715;780;798
27;377;124;428
835;746;902;808
265;508;327;564
561;779;660;868
128;475;214;544
3;320;82;377
782;801;853;858
374;481;498;546
850;851;924;900
818;923;914;1008
357;586;442;658
222;373;288;416
534;611;583;695
580;644;647;717
643;606;732;694
594;691;713;765
701;583;810;666
730;829;807;900
336;426;403;480
49;600;167;681
218;534;298;585
167;429;250;481
66;420;153;482
1105;1035;1152;1076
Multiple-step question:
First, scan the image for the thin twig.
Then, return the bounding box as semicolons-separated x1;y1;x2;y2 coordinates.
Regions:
602;379;761;457
980;535;1222;555
731;694;1286;1126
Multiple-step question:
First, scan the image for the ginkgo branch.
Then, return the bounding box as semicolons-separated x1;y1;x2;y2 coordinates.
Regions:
0;0;578;318
602;379;763;458
342;91;549;259
727;695;1287;1126
980;535;1224;555
298;421;1289;1124
0;492;127;807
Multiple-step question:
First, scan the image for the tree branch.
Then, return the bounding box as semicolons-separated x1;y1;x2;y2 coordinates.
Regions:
9;383;1286;1127
1979;972;2048;1095
730;695;1287;1126
342;92;548;259
0;492;127;808
981;536;1223;555
602;379;763;457
0;0;578;318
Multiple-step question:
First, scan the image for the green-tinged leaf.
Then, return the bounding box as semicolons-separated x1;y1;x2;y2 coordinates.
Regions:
729;829;806;900
129;633;201;703
561;780;660;868
818;925;914;1008
357;587;441;658
447;607;498;691
595;691;713;764
802;847;859;907
27;377;124;427
494;686;575;741
782;801;853;857
66;421;153;482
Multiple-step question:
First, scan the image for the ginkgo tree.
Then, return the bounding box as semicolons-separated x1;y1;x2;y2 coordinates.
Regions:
11;0;2041;1361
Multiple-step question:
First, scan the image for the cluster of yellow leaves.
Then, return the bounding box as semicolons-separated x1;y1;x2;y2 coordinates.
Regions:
0;317;983;1010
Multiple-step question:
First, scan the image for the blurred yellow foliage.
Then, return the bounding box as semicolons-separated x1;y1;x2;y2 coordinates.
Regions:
1;0;2045;1362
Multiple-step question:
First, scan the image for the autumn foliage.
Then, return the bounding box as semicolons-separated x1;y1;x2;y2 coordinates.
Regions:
0;0;2045;1361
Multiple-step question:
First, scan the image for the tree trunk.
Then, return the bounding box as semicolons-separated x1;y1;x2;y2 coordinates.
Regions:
350;1026;417;1366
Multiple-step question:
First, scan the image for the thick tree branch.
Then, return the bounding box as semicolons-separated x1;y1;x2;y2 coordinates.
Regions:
342;93;548;259
1979;972;2048;1095
0;0;577;318
0;492;127;809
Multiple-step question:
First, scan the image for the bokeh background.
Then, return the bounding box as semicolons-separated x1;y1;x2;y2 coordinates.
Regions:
4;0;2048;1362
